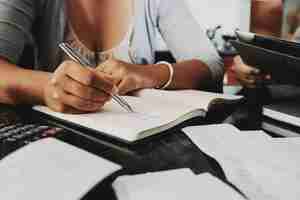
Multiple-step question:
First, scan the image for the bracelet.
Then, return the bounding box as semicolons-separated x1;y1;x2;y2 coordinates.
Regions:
156;61;174;89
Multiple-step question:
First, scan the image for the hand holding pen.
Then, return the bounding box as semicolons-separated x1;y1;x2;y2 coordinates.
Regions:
42;45;121;114
58;43;134;113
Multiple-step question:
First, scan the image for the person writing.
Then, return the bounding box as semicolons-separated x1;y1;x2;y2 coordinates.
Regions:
0;0;223;114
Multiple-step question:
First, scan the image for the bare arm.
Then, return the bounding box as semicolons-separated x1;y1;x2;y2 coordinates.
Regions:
97;58;213;95
0;57;116;114
0;58;51;105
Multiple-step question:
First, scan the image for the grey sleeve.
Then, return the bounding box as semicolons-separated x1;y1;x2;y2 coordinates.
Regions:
156;0;224;83
0;0;36;64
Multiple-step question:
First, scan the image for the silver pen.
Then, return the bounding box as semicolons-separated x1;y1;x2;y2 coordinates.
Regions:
59;43;134;113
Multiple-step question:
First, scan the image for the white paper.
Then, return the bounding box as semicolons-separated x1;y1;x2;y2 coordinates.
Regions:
113;169;245;200
184;124;300;200
0;138;121;200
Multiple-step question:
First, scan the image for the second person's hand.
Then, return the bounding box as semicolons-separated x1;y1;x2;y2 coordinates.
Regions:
43;60;116;113
233;56;271;88
96;59;167;95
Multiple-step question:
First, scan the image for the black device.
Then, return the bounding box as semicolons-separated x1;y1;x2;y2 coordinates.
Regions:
0;105;64;159
231;31;300;85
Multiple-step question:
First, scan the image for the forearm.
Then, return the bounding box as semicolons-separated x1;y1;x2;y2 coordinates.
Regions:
150;59;214;90
0;59;51;105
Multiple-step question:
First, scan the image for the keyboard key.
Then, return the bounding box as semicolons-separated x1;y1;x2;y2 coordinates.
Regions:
0;123;63;159
0;123;23;133
0;123;9;129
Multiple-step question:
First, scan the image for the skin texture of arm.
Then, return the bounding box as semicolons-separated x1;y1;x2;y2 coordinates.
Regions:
0;58;51;105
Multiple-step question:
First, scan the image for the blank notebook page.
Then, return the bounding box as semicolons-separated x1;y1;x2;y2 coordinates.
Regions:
134;89;242;110
0;138;121;200
33;95;201;142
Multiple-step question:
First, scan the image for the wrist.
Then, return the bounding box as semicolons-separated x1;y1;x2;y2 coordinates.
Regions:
142;63;171;89
16;69;52;105
155;61;174;89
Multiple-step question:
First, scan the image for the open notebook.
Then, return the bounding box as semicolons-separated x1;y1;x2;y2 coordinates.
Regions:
0;138;121;199
184;124;300;200
33;89;241;143
112;169;246;200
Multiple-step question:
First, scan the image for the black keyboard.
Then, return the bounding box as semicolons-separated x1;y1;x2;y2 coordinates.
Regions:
0;106;63;159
